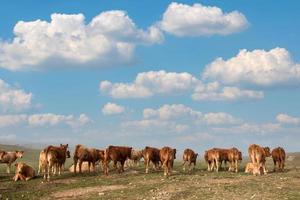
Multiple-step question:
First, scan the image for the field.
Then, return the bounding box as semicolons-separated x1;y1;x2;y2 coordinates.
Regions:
1;144;300;200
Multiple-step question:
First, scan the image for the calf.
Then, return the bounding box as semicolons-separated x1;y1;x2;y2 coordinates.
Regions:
160;146;176;176
245;162;264;176
13;162;35;181
271;147;286;172
248;144;271;174
142;146;161;173
44;144;69;180
73;144;105;173
182;148;198;172
103;145;132;175
204;149;219;172
228;148;242;173
0;150;24;173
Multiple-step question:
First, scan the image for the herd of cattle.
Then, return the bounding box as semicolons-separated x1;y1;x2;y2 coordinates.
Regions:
0;144;286;181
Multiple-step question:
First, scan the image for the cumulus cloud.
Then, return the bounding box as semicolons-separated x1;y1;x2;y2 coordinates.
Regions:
192;81;264;101
102;102;125;115
0;113;91;128
203;112;241;125
0;79;32;112
159;2;248;37
100;70;199;98
203;47;300;86
276;113;300;125
0;11;163;70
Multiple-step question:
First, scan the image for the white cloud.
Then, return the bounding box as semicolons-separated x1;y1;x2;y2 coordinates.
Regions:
0;11;163;71
100;70;199;98
203;47;300;86
203;112;241;125
159;2;248;37
276;113;300;125
102;102;125;115
192;81;264;101
0;113;91;128
0;79;32;112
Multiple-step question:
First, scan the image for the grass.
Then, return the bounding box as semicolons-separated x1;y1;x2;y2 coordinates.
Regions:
1;144;300;200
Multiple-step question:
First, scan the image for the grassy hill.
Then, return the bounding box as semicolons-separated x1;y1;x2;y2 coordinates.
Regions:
0;144;300;200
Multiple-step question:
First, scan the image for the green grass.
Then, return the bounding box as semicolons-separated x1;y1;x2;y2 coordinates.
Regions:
1;144;300;200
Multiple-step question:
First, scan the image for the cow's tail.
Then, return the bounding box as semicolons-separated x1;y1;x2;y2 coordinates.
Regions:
45;145;53;165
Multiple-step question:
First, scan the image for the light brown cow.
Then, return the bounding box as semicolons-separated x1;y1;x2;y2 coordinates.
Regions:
13;162;35;181
0;150;24;173
204;149;219;172
182;148;198;172
142;146;161;173
272;147;286;172
228;148;242;173
103;145;132;175
73;144;105;173
127;149;143;167
44;144;69;180
38;149;70;176
248;144;271;174
245;162;264;176
159;146;176;176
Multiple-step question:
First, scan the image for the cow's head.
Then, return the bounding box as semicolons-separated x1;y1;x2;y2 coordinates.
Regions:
0;151;6;160
263;147;271;157
15;162;25;174
16;151;24;158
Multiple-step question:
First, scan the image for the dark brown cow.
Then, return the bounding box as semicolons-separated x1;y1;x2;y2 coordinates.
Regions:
182;148;198;172
44;144;69;180
73;144;105;173
271;147;286;172
142;146;161;173
159;146;176;176
103;145;132;175
248;144;271;174
204;149;219;172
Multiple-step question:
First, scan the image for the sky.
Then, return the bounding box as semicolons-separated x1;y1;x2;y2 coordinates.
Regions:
0;0;300;154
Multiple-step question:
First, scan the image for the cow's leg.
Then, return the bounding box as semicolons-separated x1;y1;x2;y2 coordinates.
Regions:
73;158;78;173
47;162;52;180
78;160;83;173
235;160;238;173
163;161;168;176
188;161;192;172
120;160;125;173
215;159;219;172
88;162;91;173
7;163;11;174
273;159;277;172
182;160;186;171
145;158;149;174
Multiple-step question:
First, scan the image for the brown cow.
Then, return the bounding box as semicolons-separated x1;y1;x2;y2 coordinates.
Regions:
272;147;286;172
212;148;230;170
248;144;271;174
0;150;7;160
182;148;198;172
228;148;242;173
0;150;24;173
204;149;219;172
73;144;105;173
103;145;132;175
142;146;161;173
13;162;35;181
44;144;69;180
160;146;176;176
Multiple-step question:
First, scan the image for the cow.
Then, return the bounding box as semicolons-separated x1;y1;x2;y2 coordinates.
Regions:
248;144;271;175
103;145;132;175
159;146;176;176
271;147;286;172
38;149;70;176
204;149;219;172
73;144;105;173
245;162;264;176
142;146;161;173
44;144;69;180
0;150;24;173
212;148;230;170
182;148;198;172
13;162;35;181
126;149;143;167
228;148;242;173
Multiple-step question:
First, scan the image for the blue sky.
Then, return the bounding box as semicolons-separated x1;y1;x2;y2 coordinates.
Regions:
0;0;300;153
